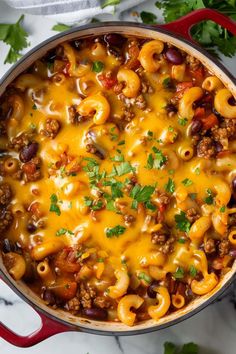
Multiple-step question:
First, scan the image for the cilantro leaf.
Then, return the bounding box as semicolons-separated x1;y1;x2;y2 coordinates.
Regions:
115;162;135;176
204;188;214;205
180;342;198;354
130;185;155;203
164;342;177;354
140;11;157;24
165;178;175;194
106;225;126;238
173;266;185;279
182;178;193;187
101;0;120;9
189;265;197;277
52;23;72;32
175;211;191;233
2;15;29;64
92;61;104;73
56;228;74;236
138;272;152;283
147;147;167;169
178;117;188;126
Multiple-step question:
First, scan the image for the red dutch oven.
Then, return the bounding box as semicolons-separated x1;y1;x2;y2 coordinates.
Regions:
0;8;236;347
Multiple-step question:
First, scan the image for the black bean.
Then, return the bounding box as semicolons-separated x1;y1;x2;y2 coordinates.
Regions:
2;238;17;253
165;48;183;65
190;120;202;135
19;142;38;163
147;281;159;298
104;33;125;47
27;223;37;233
82;307;108;320
43;289;56;305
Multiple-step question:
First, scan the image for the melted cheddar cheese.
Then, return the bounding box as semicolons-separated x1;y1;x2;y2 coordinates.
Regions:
1;34;236;325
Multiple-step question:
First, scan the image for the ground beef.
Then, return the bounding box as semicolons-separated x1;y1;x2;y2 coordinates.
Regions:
22;157;41;182
0;121;6;136
218;239;230;257
155;191;170;206
8;133;31;151
135;94;147;110
186;54;201;70
224;119;236;138
0;208;13;233
0;183;12;206
79;283;96;309
204;238;216;254
68;105;86;124
197;137;216;158
159;236;175;255
123;214;135;227
151;232;167;245
66;297;80;313
141;80;154;94
186;208;200;224
41;118;60;139
93;296;111;309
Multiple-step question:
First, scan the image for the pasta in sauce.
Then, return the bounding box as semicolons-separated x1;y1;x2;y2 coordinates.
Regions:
0;34;236;326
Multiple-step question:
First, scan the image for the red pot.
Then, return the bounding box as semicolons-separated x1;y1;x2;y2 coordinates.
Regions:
0;8;236;347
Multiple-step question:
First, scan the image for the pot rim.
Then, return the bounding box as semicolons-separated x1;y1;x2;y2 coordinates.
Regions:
0;21;235;336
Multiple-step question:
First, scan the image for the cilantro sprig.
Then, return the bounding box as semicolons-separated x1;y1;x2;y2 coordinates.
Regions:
106;225;126;238
175;211;191;233
0;15;29;64
163;341;198;354
155;0;236;58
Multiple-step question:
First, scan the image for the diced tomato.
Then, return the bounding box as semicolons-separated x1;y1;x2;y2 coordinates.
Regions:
54;248;81;273
52;280;78;301
98;74;117;89
159;204;166;213
201;113;218;130
22;162;36;174
190;66;205;83
194;107;205;119
176;81;193;92
216;150;230;158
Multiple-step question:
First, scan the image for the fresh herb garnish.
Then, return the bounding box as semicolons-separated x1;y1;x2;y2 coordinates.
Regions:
84;196;104;211
118;140;125;145
56;228;74;236
205;188;214;205
182;178;193;187
178;117;188;126
111;154;124;162
52;23;72;32
0;15;29;64
194;167;200;175
178;238;186;244
140;11;157;24
163;341;198;354
146;147;167;169
92;61;104;73
189;193;197;200
49;203;61;216
138;272;152;283
173;267;185;279
156;0;236;58
165;178;175;194
220;205;226;212
32;103;37;110
110;161;135;177
106;225;126;238
189;265;197;277
175;211;191;233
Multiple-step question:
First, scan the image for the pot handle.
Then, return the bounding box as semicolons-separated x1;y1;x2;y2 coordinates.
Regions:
159;8;236;42
0;311;71;347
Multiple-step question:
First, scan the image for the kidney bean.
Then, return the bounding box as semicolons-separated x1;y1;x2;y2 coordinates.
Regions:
19;142;38;163
104;33;125;47
43;289;56;305
232;177;236;193
147;281;159;298
165;48;183;65
2;238;17;253
27;222;37;233
82;307;108;320
190;120;202;135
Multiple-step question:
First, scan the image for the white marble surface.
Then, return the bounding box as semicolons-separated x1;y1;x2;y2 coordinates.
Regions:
0;0;236;352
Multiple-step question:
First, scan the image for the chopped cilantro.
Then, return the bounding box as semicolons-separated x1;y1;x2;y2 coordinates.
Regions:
194;167;200;175
117;140;125;145
165;178;175;194
189;265;197;277
178;117;188;126
106;225;126;238
175;211;191;233
50;194;58;203
92;61;104;73
178;238;186;244
168;169;174;175
138;272;152;283
182;178;193;187
111;154;124;162
140;11;157;24
101;0;120;9
220;205;226;212
146;147;167;169
130;184;155;203
32;103;37;110
52;23;72;32
56;228;74;236
49;203;61;216
204;188;214;205
173;267;185;279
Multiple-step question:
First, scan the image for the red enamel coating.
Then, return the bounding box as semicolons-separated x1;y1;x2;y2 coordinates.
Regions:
0;8;236;347
0;310;71;347
160;8;236;41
